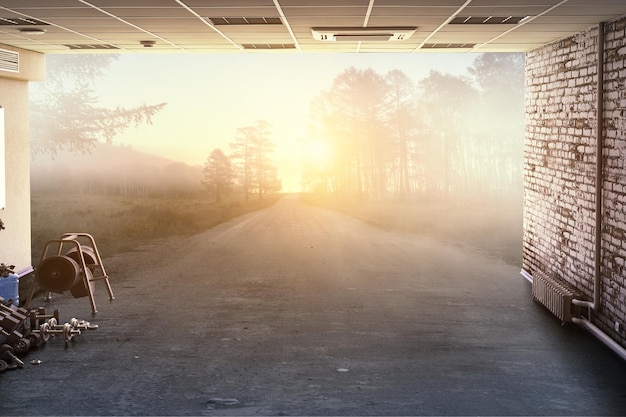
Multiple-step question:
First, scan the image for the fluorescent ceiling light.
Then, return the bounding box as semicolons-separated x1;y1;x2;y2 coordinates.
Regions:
312;27;417;42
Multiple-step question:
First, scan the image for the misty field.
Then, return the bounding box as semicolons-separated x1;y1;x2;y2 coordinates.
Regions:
31;191;522;275
302;195;523;267
31;192;522;271
30;192;280;266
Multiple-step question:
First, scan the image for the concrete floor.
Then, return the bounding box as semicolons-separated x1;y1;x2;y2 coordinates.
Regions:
2;198;626;416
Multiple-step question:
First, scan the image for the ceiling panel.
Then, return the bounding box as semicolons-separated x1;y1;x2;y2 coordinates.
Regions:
374;0;467;6
98;8;198;18
428;33;500;44
87;0;185;7
189;7;280;17
0;0;83;7
6;7;108;18
37;18;139;29
121;17;207;27
281;7;370;17
183;0;277;6
0;0;623;54
469;0;558;5
279;0;370;6
546;5;626;16
370;6;465;16
288;18;366;27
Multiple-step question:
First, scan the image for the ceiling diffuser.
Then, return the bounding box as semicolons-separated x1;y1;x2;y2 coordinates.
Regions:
311;27;417;42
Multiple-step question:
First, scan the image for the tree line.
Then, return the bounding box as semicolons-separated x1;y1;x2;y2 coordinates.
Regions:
29;54;523;202
302;53;524;201
29;55;282;200
29;55;165;156
202;120;281;202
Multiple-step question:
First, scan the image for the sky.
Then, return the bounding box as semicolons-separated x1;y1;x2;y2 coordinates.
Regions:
93;53;479;191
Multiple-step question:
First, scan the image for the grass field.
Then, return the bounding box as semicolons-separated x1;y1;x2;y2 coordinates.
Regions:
30;191;521;276
301;194;523;267
30;192;281;266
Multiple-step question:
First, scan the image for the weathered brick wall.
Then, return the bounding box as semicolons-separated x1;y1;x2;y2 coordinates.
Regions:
524;16;626;347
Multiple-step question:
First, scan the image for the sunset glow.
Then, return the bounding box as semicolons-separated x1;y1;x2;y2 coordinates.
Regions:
30;53;522;196
79;53;478;191
303;139;332;168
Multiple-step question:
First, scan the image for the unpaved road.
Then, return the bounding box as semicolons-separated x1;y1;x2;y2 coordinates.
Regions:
2;195;626;416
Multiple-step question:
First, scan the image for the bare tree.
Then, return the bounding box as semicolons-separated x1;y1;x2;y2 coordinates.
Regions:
468;53;525;197
251;120;276;200
202;148;234;203
310;67;391;199
230;120;279;200
229;126;256;201
30;54;166;156
419;71;478;199
384;69;419;200
305;55;523;202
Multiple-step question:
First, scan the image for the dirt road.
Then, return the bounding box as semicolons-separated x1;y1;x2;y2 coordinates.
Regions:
2;195;626;416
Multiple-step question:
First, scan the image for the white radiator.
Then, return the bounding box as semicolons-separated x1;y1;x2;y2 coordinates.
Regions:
532;270;580;323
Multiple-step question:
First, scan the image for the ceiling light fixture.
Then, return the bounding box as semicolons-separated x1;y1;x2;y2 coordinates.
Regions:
18;28;46;35
312;27;417;42
449;16;528;25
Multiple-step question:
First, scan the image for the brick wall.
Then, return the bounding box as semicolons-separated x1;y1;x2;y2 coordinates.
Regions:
524;16;626;347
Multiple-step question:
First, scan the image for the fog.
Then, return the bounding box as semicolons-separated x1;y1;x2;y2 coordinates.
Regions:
29;52;524;265
31;143;202;197
21;53;626;417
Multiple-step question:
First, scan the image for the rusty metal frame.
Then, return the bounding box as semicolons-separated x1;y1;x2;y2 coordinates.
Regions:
25;233;114;315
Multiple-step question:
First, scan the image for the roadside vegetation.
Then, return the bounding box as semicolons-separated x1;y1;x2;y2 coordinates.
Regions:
30;192;280;266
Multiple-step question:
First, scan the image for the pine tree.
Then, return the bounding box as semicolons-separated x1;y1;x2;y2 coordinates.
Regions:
202;148;234;203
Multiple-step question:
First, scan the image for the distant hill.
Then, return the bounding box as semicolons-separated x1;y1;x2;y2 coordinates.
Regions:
31;142;204;196
31;141;187;169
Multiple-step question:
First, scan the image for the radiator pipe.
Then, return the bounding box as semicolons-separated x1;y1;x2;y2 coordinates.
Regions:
520;269;533;284
573;21;605;311
568;22;626;361
522;23;622;360
572;317;626;361
521;269;626;361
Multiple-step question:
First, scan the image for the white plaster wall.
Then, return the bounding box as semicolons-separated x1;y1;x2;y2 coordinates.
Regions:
0;78;32;270
0;46;44;271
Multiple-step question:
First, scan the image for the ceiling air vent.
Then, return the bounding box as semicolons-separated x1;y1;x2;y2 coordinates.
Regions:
423;43;476;49
63;44;119;50
450;16;528;25
0;17;49;26
241;44;295;50
207;17;282;25
0;48;19;73
312;27;417;42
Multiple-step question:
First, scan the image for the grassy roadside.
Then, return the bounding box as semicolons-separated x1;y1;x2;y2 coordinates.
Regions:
30;192;281;265
300;194;523;266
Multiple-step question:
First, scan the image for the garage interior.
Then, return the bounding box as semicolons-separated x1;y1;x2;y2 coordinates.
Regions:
1;1;626;415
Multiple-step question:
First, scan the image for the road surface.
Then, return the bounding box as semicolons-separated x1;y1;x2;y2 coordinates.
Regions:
2;195;626;415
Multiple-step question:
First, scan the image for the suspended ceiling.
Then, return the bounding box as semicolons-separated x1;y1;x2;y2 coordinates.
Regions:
0;0;625;54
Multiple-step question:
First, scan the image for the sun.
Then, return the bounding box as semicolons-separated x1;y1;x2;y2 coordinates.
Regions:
303;140;331;167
